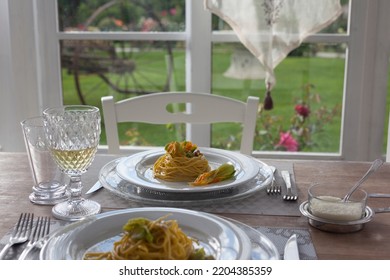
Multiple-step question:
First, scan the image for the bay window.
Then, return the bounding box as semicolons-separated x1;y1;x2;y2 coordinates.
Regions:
1;0;389;161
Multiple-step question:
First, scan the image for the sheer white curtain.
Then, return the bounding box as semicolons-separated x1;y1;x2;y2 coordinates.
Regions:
204;0;342;94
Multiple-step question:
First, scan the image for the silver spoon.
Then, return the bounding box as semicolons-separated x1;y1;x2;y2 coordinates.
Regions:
342;158;384;202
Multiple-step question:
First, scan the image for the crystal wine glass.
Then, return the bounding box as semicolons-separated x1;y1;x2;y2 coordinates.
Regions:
43;105;101;221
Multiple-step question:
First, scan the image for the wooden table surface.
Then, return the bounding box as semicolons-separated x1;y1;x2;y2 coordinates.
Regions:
1;152;390;260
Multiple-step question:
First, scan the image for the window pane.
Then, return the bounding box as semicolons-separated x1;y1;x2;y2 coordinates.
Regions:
318;0;349;34
211;42;345;153
212;0;349;34
61;39;185;146
58;0;185;32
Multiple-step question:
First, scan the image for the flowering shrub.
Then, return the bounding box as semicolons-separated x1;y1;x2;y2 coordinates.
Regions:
255;83;340;152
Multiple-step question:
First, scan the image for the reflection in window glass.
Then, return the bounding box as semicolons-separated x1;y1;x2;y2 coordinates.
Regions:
58;0;185;32
211;42;345;153
61;40;185;146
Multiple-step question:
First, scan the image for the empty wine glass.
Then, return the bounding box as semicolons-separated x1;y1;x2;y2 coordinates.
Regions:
43;105;101;221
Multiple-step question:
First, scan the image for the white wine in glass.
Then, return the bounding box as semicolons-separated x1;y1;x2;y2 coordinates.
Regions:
43;105;101;221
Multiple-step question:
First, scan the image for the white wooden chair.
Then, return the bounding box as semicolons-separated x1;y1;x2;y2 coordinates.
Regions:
101;92;259;155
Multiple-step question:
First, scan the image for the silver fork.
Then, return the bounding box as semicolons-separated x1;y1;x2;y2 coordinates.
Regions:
18;216;51;260
267;166;281;195
281;170;298;201
0;213;34;259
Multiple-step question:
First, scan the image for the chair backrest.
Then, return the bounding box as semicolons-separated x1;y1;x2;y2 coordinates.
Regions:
101;92;259;155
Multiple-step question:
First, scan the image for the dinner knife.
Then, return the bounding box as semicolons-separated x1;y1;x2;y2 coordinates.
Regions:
374;207;390;213
85;181;103;194
369;193;390;198
284;234;300;260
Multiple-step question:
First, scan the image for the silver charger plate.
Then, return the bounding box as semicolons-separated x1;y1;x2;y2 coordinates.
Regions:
40;208;272;260
115;148;260;193
98;157;273;206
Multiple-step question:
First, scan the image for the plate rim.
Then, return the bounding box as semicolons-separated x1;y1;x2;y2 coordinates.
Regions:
40;207;253;260
115;147;261;193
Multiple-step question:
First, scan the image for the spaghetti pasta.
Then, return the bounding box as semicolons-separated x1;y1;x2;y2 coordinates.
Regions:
83;215;214;260
153;141;211;182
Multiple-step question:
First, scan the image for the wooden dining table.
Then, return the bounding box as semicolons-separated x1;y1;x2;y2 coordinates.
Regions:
1;151;390;260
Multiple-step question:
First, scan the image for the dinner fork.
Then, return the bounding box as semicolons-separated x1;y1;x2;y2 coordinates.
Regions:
18;216;51;260
267;166;281;195
0;213;33;259
281;170;298;201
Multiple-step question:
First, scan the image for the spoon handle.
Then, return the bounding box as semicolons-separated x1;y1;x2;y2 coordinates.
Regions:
343;158;384;201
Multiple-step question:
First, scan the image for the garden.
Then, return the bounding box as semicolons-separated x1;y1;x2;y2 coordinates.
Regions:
62;43;345;153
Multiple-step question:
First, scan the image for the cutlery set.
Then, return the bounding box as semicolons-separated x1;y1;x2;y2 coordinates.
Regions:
266;168;298;201
0;213;50;260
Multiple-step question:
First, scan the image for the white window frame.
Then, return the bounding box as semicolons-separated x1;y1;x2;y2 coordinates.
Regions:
1;0;390;161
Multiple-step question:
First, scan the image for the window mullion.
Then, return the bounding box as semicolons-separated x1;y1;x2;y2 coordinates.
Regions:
368;0;390;159
342;0;381;160
58;32;186;41
211;31;350;44
35;0;63;110
185;0;212;147
1;0;41;151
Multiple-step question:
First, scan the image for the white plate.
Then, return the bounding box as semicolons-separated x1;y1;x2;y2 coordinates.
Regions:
99;157;272;206
115;148;260;193
40;208;254;260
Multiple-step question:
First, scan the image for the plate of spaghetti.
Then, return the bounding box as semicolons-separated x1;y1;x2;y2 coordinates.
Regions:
39;208;257;260
115;142;261;193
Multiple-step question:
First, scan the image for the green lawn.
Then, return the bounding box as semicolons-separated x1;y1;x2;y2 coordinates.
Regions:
211;49;345;152
62;47;348;153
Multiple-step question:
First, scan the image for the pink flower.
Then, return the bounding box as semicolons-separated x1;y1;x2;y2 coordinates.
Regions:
276;132;299;152
295;104;310;118
141;18;157;31
170;8;177;16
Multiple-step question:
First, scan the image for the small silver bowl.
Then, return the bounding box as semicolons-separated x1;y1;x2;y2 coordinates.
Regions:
299;201;375;233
